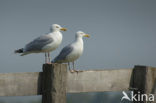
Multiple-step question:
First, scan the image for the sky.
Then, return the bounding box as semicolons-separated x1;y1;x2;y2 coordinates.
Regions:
0;0;156;102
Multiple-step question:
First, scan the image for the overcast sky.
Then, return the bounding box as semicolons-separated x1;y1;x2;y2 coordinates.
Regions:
0;0;156;102
1;0;156;73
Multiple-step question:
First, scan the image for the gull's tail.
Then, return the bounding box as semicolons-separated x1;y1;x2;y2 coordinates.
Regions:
51;60;55;63
51;56;60;63
51;58;56;63
14;48;24;53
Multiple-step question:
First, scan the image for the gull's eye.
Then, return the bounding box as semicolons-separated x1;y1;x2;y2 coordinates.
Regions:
56;26;59;28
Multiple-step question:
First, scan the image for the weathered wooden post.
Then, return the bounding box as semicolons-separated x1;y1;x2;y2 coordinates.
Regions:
130;65;156;103
42;64;67;103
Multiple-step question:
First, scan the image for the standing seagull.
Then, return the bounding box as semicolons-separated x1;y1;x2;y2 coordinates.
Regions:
15;24;67;63
52;31;90;72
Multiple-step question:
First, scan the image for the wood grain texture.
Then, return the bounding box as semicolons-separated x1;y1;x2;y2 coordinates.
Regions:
0;66;144;96
42;64;67;103
130;66;156;103
130;65;147;103
145;66;156;103
0;72;42;96
67;68;132;93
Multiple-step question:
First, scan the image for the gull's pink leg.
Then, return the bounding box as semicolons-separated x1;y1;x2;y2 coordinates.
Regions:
45;53;47;63
47;52;51;64
68;62;70;70
68;62;74;73
72;61;75;70
72;62;82;73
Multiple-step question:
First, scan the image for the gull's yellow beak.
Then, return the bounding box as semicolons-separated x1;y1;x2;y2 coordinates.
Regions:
60;28;67;31
83;34;90;38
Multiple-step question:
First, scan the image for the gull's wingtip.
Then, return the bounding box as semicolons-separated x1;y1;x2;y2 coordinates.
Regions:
14;48;23;53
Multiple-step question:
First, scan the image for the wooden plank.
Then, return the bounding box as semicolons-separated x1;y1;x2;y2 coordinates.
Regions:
145;66;156;102
130;65;147;103
146;67;156;94
0;67;133;96
67;68;133;93
0;72;42;96
130;66;156;103
42;64;67;103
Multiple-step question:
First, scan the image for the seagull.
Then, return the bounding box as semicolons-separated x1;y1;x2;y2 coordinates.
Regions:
52;31;90;72
15;24;67;63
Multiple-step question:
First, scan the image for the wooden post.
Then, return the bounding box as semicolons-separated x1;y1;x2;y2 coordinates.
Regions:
130;65;147;103
42;64;67;103
130;65;156;103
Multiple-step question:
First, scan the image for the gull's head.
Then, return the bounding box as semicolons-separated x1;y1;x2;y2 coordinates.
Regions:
76;31;90;38
51;24;67;32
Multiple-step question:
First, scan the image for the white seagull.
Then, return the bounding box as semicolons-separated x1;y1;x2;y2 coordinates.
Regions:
52;31;90;72
15;24;67;63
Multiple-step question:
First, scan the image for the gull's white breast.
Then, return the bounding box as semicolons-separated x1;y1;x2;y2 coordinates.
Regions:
66;42;83;62
42;32;62;52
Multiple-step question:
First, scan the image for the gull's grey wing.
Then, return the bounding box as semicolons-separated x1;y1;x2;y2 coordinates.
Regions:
53;45;73;63
24;34;53;52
